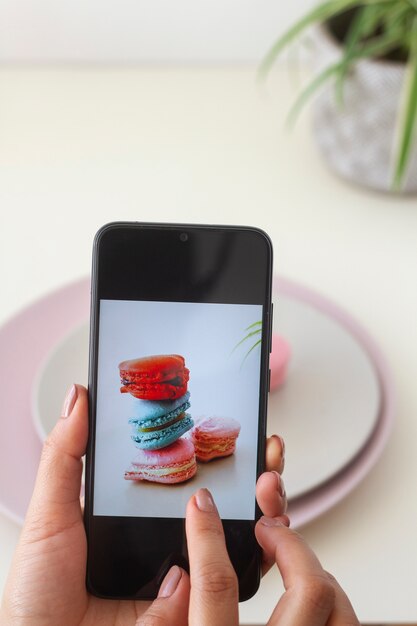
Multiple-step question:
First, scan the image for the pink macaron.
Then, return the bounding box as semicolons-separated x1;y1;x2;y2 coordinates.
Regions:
270;333;291;391
191;416;241;462
124;437;197;484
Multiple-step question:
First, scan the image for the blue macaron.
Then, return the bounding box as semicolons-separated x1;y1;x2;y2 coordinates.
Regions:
129;392;193;450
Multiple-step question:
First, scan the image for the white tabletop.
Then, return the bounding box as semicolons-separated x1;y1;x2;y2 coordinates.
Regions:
0;65;416;624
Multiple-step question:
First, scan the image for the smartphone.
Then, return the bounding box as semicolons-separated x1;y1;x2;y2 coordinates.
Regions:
85;222;273;601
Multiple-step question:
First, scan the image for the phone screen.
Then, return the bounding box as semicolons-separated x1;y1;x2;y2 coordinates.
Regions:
86;223;272;601
95;299;262;520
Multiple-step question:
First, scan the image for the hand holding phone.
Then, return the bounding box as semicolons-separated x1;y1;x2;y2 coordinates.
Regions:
138;482;359;626
0;223;359;624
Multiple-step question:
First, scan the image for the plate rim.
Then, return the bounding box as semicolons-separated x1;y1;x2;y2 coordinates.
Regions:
273;277;395;526
270;293;381;500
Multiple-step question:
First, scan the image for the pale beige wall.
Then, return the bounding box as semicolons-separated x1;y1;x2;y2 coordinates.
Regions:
0;0;313;62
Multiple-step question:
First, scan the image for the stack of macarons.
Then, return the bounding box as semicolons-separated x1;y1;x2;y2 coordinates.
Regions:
119;354;196;484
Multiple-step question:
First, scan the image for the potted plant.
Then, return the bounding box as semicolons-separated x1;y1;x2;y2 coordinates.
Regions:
261;0;417;192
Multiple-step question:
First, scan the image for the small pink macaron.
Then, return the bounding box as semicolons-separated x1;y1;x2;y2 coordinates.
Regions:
270;333;291;391
191;416;241;462
124;437;197;484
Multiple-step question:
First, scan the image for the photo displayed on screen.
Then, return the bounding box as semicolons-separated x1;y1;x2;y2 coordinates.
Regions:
94;299;263;520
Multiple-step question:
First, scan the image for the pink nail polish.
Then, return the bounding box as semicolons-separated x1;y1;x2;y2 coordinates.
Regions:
259;516;286;528
195;488;215;512
62;384;77;418
158;566;182;598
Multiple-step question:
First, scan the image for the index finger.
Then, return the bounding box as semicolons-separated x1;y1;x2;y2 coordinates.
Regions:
186;489;238;626
255;518;359;625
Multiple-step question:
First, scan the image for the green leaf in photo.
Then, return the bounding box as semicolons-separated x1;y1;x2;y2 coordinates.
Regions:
232;320;263;367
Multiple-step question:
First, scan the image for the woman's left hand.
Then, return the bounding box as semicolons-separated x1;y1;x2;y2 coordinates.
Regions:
0;384;286;626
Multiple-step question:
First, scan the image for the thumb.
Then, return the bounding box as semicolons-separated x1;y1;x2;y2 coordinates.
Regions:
136;566;190;626
23;384;88;540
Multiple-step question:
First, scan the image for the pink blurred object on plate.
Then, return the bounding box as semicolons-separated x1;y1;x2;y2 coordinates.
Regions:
270;333;291;391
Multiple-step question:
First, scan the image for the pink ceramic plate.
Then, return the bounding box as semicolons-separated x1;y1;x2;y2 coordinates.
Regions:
0;277;395;527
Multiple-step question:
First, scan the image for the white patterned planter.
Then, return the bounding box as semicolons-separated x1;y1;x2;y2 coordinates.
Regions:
311;24;417;193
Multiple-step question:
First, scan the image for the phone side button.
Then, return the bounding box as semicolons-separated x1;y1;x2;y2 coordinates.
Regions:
269;303;274;353
268;368;271;392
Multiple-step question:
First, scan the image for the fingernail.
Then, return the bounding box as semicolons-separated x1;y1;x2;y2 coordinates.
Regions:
195;488;215;512
259;515;287;528
158;566;182;598
62;384;77;418
271;471;285;498
271;434;285;460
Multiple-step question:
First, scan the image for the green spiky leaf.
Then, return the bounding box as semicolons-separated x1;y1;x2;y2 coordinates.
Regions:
232;320;263;366
393;16;417;189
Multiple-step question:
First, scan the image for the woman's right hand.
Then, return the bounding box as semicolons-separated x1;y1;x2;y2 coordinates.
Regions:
254;515;360;624
138;486;360;625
